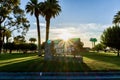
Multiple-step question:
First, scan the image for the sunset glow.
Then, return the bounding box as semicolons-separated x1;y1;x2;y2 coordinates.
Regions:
59;32;72;41
22;0;120;47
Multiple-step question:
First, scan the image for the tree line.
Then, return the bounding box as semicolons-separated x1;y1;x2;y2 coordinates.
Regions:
92;11;120;56
3;42;37;54
0;0;30;54
0;0;61;56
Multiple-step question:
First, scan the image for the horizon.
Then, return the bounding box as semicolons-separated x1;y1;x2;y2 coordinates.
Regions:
16;0;120;48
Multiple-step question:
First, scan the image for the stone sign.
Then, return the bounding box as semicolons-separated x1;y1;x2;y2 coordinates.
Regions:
44;38;83;62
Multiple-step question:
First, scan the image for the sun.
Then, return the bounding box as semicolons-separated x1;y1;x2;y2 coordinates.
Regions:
63;36;69;41
59;32;71;41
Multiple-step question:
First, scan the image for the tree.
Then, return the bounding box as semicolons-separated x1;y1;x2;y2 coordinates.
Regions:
29;38;37;43
0;0;30;54
29;43;37;51
101;25;120;56
90;38;97;48
26;0;42;56
0;0;20;54
93;43;106;52
41;0;61;60
0;0;30;36
3;42;15;54
3;29;11;43
14;35;26;44
0;0;19;25
70;38;84;58
42;0;61;42
113;11;120;25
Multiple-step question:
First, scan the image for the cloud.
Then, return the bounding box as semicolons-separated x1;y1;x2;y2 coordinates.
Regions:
26;29;37;41
33;22;46;28
25;23;110;47
50;23;110;47
26;28;46;43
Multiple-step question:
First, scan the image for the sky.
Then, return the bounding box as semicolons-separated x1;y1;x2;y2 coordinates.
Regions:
19;0;120;47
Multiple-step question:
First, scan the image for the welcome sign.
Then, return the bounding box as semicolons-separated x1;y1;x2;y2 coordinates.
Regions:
50;38;81;55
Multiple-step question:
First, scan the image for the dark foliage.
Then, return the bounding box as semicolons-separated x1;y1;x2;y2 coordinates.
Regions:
101;25;120;56
3;43;37;54
93;43;106;52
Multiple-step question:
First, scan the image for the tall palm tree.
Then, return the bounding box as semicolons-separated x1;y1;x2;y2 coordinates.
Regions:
90;38;97;48
42;0;61;42
113;11;120;25
26;0;42;56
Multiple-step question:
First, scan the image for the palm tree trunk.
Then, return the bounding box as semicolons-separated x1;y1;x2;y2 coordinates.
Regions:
36;16;41;56
93;42;95;48
92;42;93;48
44;18;52;60
46;18;50;42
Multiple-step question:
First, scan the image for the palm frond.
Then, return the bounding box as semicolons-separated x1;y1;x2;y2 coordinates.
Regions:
42;0;61;19
113;11;120;25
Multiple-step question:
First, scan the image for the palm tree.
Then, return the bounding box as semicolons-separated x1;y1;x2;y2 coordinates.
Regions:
29;38;37;43
42;0;61;42
90;38;97;48
113;11;120;25
26;0;42;56
90;38;93;48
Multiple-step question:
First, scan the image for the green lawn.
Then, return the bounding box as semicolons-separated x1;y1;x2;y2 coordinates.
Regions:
0;52;120;72
80;51;120;71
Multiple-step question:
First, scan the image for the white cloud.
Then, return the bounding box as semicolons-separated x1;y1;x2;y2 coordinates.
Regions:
33;22;46;27
25;23;110;47
26;28;46;43
40;23;46;27
26;29;37;41
50;23;110;47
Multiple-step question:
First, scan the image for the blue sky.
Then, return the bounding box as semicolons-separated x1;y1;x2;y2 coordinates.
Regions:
20;0;120;47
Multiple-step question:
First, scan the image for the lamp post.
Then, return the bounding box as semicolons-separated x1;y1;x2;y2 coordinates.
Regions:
0;26;5;54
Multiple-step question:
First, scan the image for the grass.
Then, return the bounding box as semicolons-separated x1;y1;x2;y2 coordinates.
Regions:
0;52;120;72
80;51;120;71
0;53;36;60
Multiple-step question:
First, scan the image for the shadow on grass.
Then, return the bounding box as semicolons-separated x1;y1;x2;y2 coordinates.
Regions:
0;53;37;60
0;55;91;72
80;52;120;67
41;56;91;72
0;56;38;67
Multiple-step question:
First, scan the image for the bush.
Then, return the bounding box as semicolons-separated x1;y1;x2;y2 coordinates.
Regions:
3;43;37;53
29;43;37;51
19;43;37;53
3;42;15;53
93;43;106;52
